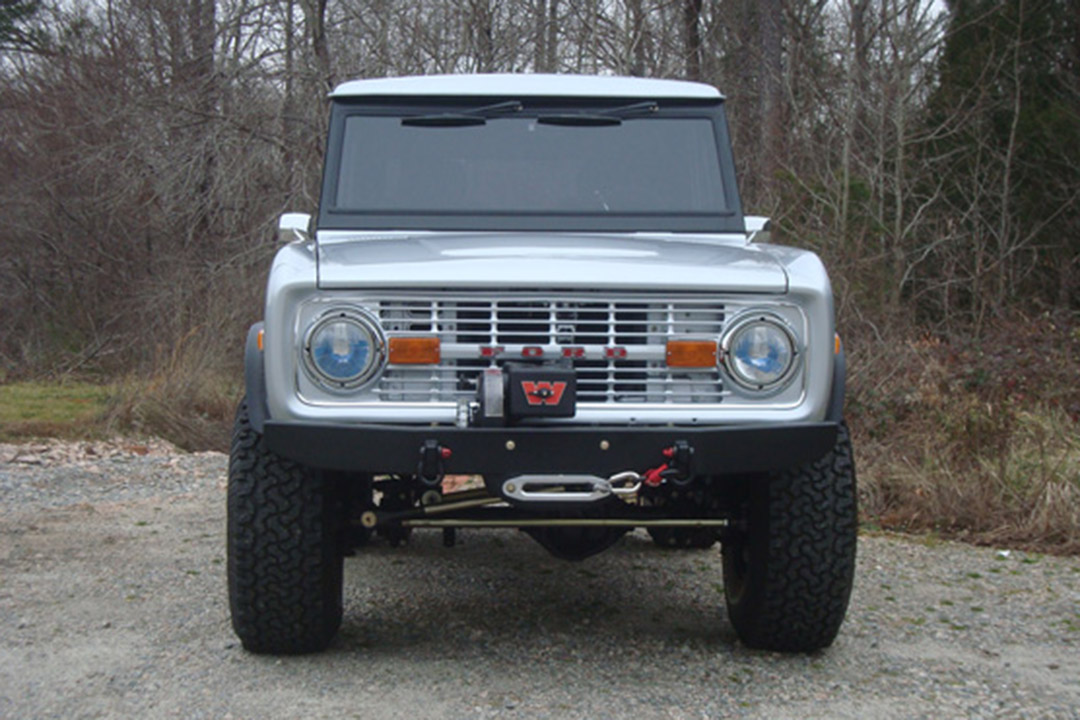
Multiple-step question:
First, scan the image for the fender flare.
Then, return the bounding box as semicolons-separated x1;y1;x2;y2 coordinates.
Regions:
244;322;270;433
825;338;846;423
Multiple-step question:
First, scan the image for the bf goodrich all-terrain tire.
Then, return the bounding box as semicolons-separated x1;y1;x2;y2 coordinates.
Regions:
721;422;857;652
227;400;344;654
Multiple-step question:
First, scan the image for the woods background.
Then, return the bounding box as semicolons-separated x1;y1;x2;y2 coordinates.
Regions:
1;0;1078;548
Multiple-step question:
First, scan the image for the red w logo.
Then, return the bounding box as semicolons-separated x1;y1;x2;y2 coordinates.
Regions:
521;381;568;406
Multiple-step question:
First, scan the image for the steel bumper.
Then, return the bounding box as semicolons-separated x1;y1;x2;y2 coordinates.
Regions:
262;421;839;477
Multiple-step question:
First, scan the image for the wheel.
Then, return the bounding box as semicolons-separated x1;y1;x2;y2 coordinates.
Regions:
647;526;719;549
721;422;857;652
227;399;345;654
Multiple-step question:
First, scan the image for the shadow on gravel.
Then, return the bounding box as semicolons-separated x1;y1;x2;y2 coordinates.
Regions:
331;529;743;658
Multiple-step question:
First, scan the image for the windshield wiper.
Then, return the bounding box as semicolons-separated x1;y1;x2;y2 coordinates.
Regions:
402;100;524;127
537;101;659;126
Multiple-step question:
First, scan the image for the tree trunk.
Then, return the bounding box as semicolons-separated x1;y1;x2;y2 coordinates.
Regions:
683;0;702;80
301;0;331;93
189;0;217;251
283;0;297;196
546;0;559;72
759;0;783;200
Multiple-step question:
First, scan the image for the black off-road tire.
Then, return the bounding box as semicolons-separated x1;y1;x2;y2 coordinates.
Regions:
227;400;345;654
721;422;857;652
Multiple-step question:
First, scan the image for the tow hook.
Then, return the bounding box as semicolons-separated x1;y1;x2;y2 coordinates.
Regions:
417;439;452;487
644;441;695;487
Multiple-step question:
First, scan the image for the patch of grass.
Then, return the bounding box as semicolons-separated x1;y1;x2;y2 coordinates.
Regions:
858;394;1080;554
853;317;1080;555
107;372;239;453
2;327;241;452
0;382;111;440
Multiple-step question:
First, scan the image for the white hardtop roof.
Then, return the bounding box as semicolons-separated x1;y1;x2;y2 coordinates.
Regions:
330;73;722;100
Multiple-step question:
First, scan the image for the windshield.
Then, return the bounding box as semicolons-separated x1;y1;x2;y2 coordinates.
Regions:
337;116;725;215
320;101;743;233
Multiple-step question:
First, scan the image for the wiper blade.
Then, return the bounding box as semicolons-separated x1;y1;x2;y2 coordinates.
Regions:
402;100;523;127
537;101;659;126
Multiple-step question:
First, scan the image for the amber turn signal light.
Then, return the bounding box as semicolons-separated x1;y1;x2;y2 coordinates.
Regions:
388;336;441;364
665;340;718;367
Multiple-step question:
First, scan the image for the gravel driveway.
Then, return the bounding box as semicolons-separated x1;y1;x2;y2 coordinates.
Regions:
1;440;1078;719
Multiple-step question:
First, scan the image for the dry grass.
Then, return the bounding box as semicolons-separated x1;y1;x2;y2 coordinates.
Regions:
850;314;1080;554
105;329;241;453
858;404;1080;552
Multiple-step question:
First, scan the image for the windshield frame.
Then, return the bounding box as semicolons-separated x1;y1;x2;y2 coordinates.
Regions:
317;96;744;234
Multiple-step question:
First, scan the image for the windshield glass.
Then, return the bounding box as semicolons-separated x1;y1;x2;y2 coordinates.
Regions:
333;115;728;216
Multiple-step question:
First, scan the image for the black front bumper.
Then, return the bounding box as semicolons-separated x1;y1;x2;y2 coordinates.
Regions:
263;421;838;477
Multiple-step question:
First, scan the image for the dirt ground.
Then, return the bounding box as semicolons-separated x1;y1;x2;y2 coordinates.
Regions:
1;447;1079;719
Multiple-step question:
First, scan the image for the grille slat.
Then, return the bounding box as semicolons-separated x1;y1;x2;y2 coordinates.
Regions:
374;294;727;404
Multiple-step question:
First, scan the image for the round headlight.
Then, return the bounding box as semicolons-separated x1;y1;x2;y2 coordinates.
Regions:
304;310;384;388
723;315;797;391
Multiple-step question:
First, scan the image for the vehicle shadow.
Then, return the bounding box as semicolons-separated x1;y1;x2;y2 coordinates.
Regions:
333;528;740;657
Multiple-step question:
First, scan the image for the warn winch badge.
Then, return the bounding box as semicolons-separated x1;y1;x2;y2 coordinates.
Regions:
521;380;567;406
506;366;575;418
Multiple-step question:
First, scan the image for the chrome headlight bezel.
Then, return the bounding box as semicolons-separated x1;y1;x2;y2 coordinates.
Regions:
301;306;386;390
720;311;800;395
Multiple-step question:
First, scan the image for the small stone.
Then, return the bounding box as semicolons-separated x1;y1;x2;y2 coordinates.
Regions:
102;620;112;629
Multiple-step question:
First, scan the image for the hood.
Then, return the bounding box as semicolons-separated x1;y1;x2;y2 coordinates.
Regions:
316;233;788;293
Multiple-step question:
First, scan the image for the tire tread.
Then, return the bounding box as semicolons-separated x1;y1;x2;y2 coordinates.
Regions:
723;423;857;652
227;401;343;654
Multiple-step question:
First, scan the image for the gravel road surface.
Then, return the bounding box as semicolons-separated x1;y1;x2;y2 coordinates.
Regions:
1;439;1078;719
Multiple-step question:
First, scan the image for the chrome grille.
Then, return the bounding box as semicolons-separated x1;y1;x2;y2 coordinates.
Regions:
373;294;729;404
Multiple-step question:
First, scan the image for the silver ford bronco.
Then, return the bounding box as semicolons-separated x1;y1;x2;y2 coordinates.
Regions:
228;74;856;655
